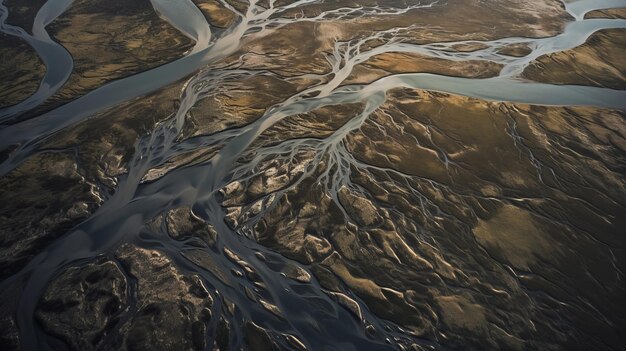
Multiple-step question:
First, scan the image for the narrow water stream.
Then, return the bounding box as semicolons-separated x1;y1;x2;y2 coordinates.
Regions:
1;0;625;349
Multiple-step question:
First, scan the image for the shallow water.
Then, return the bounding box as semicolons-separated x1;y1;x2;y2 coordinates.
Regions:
1;0;625;349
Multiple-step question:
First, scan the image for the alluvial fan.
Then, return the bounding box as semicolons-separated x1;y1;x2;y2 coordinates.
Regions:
0;0;625;350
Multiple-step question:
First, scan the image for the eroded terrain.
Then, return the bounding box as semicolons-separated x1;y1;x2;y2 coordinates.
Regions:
1;0;625;350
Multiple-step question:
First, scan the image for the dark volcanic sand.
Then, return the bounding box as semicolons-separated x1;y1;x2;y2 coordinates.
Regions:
1;0;626;350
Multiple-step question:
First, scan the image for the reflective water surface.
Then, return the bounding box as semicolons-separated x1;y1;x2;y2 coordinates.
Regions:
1;0;625;350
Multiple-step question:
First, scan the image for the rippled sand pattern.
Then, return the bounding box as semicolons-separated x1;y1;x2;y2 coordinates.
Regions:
1;0;625;350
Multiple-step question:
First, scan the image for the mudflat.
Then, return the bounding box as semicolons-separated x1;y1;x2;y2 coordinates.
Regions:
0;0;625;350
